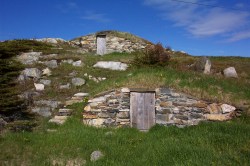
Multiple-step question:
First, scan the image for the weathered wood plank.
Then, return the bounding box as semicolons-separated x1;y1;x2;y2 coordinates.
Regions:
97;36;106;55
130;92;155;131
145;93;155;128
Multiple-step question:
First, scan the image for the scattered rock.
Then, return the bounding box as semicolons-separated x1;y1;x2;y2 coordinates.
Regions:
17;52;42;65
61;59;73;64
69;71;77;77
45;60;58;68
39;79;51;86
90;151;104;161
194;57;211;74
42;67;52;76
71;78;86;86
72;60;82;66
93;61;128;71
34;83;45;91
223;67;238;78
23;68;42;78
74;93;89;97
59;83;70;89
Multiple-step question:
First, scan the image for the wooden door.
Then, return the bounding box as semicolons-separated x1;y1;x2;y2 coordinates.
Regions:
130;92;155;131
96;36;106;55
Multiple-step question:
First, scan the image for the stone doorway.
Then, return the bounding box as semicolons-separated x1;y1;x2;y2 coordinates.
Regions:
130;90;155;131
96;35;106;55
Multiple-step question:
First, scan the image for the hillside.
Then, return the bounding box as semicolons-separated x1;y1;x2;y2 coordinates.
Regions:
0;36;250;165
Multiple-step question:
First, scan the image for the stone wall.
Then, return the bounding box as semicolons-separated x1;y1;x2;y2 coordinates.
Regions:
70;32;151;54
83;88;240;128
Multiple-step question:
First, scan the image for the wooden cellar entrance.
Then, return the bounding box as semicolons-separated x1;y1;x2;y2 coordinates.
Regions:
130;90;156;131
96;34;107;55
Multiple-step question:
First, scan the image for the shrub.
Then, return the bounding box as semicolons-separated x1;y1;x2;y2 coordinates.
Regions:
133;43;170;66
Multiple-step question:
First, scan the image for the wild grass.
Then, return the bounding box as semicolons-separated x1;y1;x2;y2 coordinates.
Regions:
0;114;250;165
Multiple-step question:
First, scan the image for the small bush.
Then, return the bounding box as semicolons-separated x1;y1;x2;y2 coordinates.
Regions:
133;43;170;66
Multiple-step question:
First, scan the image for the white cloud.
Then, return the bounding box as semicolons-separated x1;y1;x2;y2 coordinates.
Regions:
144;0;250;41
227;29;250;42
81;11;111;23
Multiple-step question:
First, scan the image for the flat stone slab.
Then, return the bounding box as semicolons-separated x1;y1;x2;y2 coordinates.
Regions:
93;61;128;71
49;116;69;125
74;93;89;97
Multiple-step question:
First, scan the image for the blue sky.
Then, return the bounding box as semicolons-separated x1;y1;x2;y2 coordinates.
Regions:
1;0;250;57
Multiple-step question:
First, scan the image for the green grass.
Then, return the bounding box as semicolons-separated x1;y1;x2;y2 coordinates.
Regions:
1;114;250;165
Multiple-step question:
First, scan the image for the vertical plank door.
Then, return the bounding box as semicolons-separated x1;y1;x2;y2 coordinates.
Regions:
130;92;155;131
96;36;106;55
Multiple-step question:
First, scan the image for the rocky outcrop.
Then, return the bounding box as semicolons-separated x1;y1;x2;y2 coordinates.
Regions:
35;38;66;44
17;52;42;65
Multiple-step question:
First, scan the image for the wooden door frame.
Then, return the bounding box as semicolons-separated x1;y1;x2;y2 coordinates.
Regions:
130;90;156;131
96;34;107;55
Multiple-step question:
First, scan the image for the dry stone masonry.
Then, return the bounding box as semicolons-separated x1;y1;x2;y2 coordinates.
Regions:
83;88;241;129
70;31;152;55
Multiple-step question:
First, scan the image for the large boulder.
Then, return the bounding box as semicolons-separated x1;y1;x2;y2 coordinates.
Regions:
71;78;86;86
23;68;42;78
93;61;128;71
17;52;42;65
194;57;211;74
223;67;238;78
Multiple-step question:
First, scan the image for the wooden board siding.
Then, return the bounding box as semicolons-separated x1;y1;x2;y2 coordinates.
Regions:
130;92;155;131
96;35;106;55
